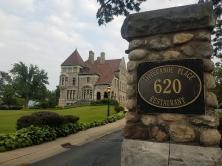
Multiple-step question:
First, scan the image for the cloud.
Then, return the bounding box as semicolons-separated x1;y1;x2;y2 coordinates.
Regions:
0;0;199;90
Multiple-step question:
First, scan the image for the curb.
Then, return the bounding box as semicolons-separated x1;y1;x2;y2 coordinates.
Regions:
0;119;125;166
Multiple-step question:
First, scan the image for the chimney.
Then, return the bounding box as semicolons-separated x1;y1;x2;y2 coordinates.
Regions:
88;50;94;64
100;52;105;64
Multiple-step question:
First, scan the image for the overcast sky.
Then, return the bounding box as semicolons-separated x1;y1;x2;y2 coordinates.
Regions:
0;0;198;90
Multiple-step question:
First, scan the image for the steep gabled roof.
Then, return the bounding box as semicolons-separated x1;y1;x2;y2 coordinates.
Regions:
61;49;85;66
85;59;122;85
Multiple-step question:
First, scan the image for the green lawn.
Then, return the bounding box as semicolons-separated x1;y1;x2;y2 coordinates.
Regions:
0;105;115;134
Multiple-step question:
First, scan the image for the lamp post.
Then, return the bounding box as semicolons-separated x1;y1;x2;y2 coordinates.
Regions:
106;86;111;117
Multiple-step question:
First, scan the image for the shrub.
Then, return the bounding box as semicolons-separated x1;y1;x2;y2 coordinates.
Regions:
17;111;64;130
63;115;79;124
31;111;64;127
91;99;119;106
0;105;23;110
114;105;124;113
16;115;39;130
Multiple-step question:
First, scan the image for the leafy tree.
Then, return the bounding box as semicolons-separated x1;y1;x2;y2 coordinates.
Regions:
198;0;222;59
0;71;11;87
214;63;222;105
38;87;60;108
0;84;17;107
96;0;145;25
0;71;12;105
10;62;48;108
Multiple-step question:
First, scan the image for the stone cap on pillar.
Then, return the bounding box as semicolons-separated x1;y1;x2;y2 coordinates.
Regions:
121;2;216;41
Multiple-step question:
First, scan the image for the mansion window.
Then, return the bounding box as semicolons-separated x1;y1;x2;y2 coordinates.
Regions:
73;78;76;85
82;86;92;100
67;90;75;100
87;77;90;83
61;77;64;85
61;76;67;86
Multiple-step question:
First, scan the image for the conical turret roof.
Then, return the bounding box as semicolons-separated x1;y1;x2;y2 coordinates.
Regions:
61;49;85;66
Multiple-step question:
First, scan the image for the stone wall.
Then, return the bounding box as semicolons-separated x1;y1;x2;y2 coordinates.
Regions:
122;3;221;146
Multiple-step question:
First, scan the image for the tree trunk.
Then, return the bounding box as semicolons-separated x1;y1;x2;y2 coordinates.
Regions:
24;97;29;108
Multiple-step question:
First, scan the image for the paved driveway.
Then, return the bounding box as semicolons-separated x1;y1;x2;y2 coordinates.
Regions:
34;131;123;166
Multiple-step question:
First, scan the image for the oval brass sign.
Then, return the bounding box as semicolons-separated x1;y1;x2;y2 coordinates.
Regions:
138;65;202;108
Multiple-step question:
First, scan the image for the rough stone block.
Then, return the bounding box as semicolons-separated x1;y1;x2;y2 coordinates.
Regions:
190;115;219;128
121;140;222;166
157;114;186;125
200;129;221;146
204;73;216;89
162;51;181;60
128;49;147;60
126;85;136;99
123;123;148;139
141;115;157;126
169;143;222;166
173;33;194;44
205;92;218;108
150;126;169;142
121;3;215;41
145;53;162;61
180;41;213;58
127;72;137;85
169;124;196;143
127;61;137;72
125;111;140;123
148;37;171;50
121;139;169;166
128;39;146;50
195;30;211;41
126;99;137;110
203;59;214;72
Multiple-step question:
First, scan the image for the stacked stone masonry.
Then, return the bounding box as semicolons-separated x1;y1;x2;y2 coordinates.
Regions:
124;30;221;145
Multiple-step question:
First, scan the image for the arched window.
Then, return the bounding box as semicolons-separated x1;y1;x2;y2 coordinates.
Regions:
82;86;92;100
104;92;108;99
73;78;76;85
97;92;101;100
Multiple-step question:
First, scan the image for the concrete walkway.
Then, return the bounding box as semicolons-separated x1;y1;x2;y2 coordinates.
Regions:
0;119;125;166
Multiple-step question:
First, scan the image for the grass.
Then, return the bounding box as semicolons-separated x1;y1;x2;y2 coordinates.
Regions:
0;105;115;134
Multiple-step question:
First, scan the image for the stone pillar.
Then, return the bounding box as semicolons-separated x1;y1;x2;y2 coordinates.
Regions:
122;3;221;147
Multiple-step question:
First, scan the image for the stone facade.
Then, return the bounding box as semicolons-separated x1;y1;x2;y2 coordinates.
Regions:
58;49;127;106
121;3;221;146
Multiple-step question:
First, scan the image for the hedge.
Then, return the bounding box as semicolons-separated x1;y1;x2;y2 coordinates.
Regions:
0;112;125;152
16;111;79;130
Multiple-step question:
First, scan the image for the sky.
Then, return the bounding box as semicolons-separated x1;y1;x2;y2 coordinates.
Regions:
0;0;198;90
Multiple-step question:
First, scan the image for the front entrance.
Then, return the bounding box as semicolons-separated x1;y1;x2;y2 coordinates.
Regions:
104;92;108;99
97;92;101;100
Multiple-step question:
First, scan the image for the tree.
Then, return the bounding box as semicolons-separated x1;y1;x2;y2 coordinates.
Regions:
38;86;60;108
0;84;17;107
198;0;222;59
96;0;145;25
214;63;222;105
10;62;48;108
0;71;12;106
0;71;11;87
